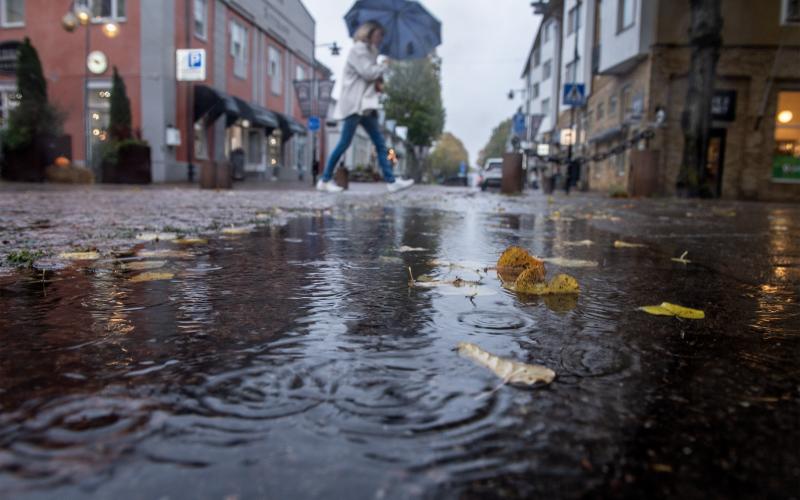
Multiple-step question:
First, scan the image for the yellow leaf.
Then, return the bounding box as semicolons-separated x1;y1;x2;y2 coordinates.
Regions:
59;251;100;260
458;342;555;386
512;273;580;295
496;246;545;282
174;237;208;245
563;240;594;247
660;302;705;319
614;240;646;248
121;260;167;271
130;272;174;283
222;226;252;235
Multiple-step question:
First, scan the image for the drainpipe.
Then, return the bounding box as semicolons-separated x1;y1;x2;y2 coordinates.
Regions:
185;0;195;182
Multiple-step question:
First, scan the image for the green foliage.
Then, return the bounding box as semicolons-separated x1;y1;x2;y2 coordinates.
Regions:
428;132;469;178
1;38;63;151
384;58;445;148
6;249;45;268
109;67;132;141
101;138;149;166
478;118;512;167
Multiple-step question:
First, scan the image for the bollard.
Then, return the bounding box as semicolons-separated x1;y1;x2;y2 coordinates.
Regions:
334;167;349;190
501;153;524;194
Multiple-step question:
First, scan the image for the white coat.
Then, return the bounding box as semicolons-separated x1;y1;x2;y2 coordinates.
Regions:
333;41;387;120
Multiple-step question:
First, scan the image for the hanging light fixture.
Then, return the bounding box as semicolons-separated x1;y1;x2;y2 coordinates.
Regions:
74;3;92;25
62;11;78;32
102;22;120;38
777;110;794;124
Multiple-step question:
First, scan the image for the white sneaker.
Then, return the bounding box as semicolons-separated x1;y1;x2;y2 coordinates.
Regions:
387;178;414;193
316;179;344;193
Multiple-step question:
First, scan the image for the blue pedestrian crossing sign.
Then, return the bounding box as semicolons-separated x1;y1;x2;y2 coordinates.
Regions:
308;116;320;132
563;83;586;106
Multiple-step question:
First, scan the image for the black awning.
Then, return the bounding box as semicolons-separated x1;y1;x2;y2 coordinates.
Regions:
276;113;307;138
251;104;279;130
230;97;257;127
194;85;240;124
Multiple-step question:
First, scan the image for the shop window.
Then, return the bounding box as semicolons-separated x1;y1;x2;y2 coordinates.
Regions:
772;91;800;183
193;122;208;160
226;125;243;157
77;0;126;21
1;0;23;27
247;129;262;165
230;21;248;79
194;0;207;40
0;87;20;128
268;129;282;167
269;47;282;95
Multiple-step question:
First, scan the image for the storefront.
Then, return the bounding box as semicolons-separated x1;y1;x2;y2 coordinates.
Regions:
773;90;800;184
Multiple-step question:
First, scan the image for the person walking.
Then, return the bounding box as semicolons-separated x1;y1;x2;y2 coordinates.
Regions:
316;21;415;194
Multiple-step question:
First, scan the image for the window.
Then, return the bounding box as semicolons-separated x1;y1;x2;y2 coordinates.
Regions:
772;91;800;182
609;95;618;116
533;47;540;67
77;0;126;21
618;0;635;31
543;59;552;80
621;86;632;116
597;102;605;120
230;21;248;79
247;129;262;165
296;64;306;82
1;0;24;27
268;46;282;95
565;60;577;83
567;3;581;35
0;87;19;128
542;98;550;116
194;0;207;39
533;82;540;99
194;122;208;159
782;0;800;25
543;21;551;43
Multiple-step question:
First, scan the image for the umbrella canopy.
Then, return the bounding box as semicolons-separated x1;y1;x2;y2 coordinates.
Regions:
344;0;441;60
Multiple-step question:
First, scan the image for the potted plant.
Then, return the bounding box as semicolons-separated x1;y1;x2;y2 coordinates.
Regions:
101;67;151;183
1;38;66;182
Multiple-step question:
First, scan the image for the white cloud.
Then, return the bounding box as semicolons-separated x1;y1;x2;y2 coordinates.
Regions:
303;0;540;165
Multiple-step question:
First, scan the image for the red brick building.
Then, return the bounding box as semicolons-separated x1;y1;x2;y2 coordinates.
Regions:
0;0;329;183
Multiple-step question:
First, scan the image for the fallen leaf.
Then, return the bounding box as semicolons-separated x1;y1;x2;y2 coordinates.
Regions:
563;240;594;247
541;257;599;268
397;246;427;252
174;237;208;245
511;272;580;295
496;246;545;282
638;302;705;319
458;342;555;386
121;260;167;271
614;240;646;248
222;226;253;235
129;272;174;283
671;251;692;264
59;251;100;260
136;232;178;241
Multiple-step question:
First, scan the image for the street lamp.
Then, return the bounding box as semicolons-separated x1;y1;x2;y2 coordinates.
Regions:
62;1;119;176
310;41;340;184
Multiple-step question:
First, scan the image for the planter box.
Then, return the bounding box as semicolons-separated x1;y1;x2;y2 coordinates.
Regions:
1;134;71;182
199;160;232;189
102;143;151;184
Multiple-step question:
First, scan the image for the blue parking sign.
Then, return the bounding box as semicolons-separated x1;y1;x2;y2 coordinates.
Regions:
308;116;320;132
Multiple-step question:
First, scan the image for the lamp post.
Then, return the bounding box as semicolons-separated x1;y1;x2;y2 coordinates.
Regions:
62;2;119;176
311;42;340;184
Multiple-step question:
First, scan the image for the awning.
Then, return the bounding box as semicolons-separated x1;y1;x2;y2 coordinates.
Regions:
194;85;239;124
230;97;256;127
250;104;279;130
276;113;307;138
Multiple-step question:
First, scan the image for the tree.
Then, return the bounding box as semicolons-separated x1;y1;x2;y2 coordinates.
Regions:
384;57;445;180
2;37;62;151
428;132;469;179
478;118;512;167
677;0;722;197
109;67;132;141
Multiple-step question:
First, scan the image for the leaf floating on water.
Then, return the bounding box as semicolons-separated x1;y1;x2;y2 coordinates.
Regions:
129;272;174;283
136;232;178;241
563;240;594;247
397;246;427;253
174;237;208;245
614;240;646;248
59;251;100;260
496;246;545;282
458;342;555;386
222;226;253;235
638;302;705;319
671;251;692;264
121;260;167;271
511;272;580;295
541;257;599;268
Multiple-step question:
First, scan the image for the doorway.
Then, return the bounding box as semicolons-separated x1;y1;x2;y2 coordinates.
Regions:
705;128;726;198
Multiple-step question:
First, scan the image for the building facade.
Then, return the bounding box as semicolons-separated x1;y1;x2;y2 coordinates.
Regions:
523;0;800;201
0;0;330;183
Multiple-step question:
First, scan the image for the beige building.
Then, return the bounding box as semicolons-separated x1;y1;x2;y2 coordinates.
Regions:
525;0;800;200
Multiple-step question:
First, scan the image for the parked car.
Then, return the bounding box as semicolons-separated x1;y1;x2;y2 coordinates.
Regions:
480;158;503;191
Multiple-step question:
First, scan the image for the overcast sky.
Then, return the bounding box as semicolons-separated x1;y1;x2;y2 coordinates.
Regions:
303;0;541;165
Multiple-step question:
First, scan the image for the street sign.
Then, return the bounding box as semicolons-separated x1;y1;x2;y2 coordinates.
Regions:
308;116;320;132
176;49;206;81
513;111;526;137
562;83;586;107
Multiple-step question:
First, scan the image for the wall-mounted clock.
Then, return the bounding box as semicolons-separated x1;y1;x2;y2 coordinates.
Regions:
87;50;108;74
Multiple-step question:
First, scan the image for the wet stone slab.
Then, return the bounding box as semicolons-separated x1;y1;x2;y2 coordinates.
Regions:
0;191;799;499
